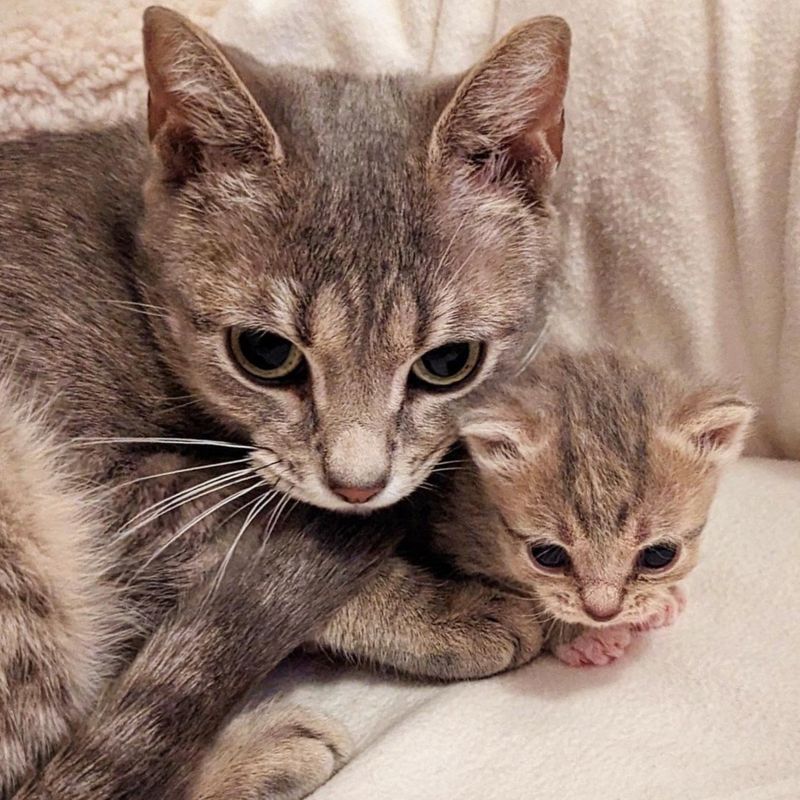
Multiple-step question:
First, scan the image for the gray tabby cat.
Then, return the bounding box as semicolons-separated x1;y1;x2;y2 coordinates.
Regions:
0;7;569;799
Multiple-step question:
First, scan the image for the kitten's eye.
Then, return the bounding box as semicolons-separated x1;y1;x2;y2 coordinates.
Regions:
411;342;482;389
638;543;679;570
228;328;305;383
529;543;570;571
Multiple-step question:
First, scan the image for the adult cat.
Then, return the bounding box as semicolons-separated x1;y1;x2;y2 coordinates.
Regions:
0;7;569;799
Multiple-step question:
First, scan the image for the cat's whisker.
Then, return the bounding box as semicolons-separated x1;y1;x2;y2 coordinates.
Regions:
132;479;266;580
99;299;170;318
435;215;467;273
515;317;551;377
72;436;255;451
117;469;257;540
207;487;279;601
258;492;295;555
109;457;253;492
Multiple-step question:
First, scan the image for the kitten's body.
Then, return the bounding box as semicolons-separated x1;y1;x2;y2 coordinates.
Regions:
0;8;570;799
313;347;753;677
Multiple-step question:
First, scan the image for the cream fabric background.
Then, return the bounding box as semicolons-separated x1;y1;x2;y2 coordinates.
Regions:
1;3;798;798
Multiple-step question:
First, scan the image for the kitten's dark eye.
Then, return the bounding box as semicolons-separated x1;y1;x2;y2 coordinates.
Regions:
228;328;305;383
638;543;679;570
529;543;570;571
411;342;482;389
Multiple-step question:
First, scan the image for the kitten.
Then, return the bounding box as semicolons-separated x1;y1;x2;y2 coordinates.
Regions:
311;347;753;679
0;7;570;799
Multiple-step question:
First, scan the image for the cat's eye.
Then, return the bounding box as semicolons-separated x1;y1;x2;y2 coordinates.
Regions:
228;328;306;383
411;342;482;389
638;543;679;571
529;543;570;571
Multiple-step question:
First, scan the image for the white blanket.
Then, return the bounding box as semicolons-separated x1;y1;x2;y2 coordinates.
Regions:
213;0;800;460
264;458;800;799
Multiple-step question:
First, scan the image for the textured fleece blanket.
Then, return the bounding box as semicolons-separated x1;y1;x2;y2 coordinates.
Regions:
211;0;800;461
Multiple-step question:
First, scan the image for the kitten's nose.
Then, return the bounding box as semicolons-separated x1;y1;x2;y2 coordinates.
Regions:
583;605;621;623
331;482;385;505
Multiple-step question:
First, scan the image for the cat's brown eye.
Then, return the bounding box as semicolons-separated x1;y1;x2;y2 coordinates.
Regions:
638;543;678;571
411;342;482;389
530;543;570;572
228;328;305;383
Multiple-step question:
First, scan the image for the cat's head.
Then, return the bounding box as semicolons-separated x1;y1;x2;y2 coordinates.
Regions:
458;350;754;627
136;8;570;512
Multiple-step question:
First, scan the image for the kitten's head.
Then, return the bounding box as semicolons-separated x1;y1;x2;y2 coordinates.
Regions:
137;7;570;512
458;350;754;627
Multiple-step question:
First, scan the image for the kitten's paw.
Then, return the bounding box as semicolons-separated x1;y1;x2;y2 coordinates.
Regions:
189;704;351;800
554;624;634;667
632;585;687;632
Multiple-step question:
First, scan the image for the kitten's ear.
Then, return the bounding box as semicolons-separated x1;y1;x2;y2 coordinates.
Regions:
669;392;756;464
429;16;570;192
460;410;544;473
142;6;282;185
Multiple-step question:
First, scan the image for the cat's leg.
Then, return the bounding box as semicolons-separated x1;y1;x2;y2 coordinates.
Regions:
187;701;351;800
313;556;544;680
13;506;394;800
0;396;118;799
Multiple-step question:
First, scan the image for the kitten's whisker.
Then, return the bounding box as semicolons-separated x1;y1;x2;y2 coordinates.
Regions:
110;457;252;492
132;480;265;580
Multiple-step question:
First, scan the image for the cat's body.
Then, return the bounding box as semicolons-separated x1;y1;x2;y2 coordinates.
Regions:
0;7;570;799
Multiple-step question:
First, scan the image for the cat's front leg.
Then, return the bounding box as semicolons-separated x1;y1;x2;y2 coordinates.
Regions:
313;557;544;681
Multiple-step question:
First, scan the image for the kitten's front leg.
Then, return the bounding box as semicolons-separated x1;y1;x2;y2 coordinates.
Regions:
313;557;544;681
548;587;687;667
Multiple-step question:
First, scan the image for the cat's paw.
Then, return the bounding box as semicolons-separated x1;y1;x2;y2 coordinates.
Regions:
189;704;351;800
632;585;687;632
427;585;545;680
554;624;634;667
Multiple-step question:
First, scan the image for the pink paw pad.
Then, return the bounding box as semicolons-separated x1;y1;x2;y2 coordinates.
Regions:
554;624;634;667
632;586;687;632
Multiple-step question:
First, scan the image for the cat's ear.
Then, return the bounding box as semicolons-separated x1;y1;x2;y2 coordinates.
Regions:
460;409;544;474
429;16;570;192
668;392;755;464
142;6;282;185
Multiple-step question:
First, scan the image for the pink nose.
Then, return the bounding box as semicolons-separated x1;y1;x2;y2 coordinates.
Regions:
583;604;621;622
331;483;384;505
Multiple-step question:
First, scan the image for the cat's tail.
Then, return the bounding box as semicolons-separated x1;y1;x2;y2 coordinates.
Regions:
0;376;120;799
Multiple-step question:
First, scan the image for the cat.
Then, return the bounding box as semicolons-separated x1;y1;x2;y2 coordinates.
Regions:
0;6;570;799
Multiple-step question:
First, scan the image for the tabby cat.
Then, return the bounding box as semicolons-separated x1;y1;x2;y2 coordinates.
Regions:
0;7;570;799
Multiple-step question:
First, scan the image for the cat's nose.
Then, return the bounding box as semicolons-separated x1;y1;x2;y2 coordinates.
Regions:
331;482;386;505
